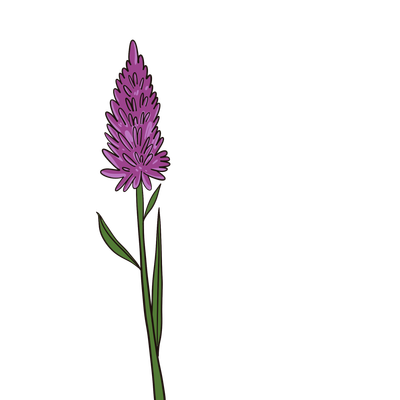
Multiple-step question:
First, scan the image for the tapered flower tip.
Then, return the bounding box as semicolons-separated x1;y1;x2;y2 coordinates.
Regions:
129;40;139;65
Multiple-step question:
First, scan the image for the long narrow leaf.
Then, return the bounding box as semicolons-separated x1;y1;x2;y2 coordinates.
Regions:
151;214;159;346
156;228;163;346
154;208;162;346
97;212;140;269
144;184;161;220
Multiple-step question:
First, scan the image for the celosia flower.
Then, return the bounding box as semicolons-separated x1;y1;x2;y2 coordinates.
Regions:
97;40;168;400
101;40;170;191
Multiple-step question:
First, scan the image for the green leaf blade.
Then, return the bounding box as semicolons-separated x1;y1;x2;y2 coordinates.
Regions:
144;184;161;220
152;240;160;345
157;222;163;345
151;208;163;351
97;212;140;269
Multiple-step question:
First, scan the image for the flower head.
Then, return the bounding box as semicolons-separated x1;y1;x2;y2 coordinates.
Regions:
101;40;170;191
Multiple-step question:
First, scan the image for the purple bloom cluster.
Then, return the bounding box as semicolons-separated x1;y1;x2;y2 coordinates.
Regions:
101;40;170;191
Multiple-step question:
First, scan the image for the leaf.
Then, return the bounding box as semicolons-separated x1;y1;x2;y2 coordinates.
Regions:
144;184;161;220
152;208;162;346
97;212;140;269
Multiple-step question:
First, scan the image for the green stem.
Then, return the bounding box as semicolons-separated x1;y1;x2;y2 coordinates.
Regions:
136;182;166;400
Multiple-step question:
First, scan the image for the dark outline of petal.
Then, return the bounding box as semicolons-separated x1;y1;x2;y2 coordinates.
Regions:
106;112;121;133
137;127;143;146
115;175;131;191
105;132;118;146
123;153;137;167
118;132;133;150
135;152;140;164
103;149;122;168
133;127;139;147
107;125;120;141
123;174;135;192
111;100;120;117
144;154;153;165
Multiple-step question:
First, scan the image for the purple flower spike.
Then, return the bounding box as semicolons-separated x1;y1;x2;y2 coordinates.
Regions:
101;40;170;191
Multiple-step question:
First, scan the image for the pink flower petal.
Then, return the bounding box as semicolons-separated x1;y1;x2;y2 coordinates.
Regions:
123;174;136;192
101;169;125;178
124;128;133;144
133;127;139;147
142;173;152;190
149;160;170;171
115;175;131;191
102;149;121;168
144;154;153;165
107;125;120;140
146;170;165;180
105;112;121;133
118;132;133;150
123;153;137;167
144;121;153;139
129;40;139;65
153;136;164;152
105;132;118;146
110;100;120;119
133;172;142;189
